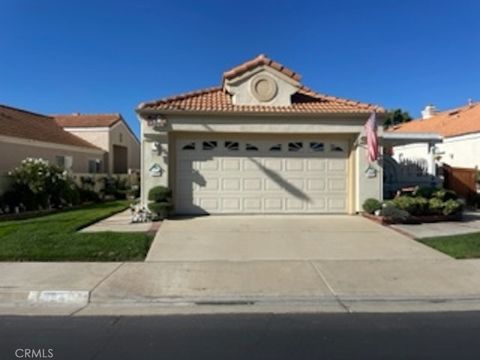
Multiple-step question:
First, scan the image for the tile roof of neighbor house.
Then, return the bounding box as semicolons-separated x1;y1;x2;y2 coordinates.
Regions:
138;55;383;114
53;113;122;128
0;105;101;150
391;102;480;138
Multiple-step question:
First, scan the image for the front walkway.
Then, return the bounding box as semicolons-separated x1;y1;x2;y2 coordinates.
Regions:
146;215;446;261
391;212;480;239
80;209;154;233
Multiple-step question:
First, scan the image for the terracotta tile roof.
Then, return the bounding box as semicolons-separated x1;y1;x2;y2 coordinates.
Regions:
223;54;302;82
0;105;101;150
139;86;382;113
53;113;122;128
391;103;480;138
139;54;383;114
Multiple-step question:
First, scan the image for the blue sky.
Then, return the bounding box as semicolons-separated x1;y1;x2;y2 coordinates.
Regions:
1;0;479;137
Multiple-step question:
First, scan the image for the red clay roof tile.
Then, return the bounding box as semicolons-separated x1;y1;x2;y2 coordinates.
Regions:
0;105;101;150
390;103;480;138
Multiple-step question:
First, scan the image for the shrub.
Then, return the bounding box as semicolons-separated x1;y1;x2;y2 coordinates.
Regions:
413;186;438;199
433;188;458;201
362;198;382;214
7;158;78;210
148;202;173;220
442;199;463;216
148;186;172;203
392;196;428;215
428;197;444;215
148;186;173;220
381;205;410;223
79;189;101;203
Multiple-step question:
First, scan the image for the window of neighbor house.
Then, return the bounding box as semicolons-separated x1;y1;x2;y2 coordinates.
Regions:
88;159;102;174
56;155;73;170
119;133;123;143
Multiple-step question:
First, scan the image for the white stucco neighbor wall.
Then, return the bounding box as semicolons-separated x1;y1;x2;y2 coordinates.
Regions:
139;115;383;213
393;133;480;169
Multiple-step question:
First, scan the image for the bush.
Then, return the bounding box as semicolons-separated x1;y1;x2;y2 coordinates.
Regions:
6;158;78;210
148;202;173;220
433;189;458;201
148;186;173;220
79;189;101;203
363;198;382;214
381;205;410;223
413;186;438;199
443;199;463;216
428;197;444;215
392;196;428;215
148;186;172;202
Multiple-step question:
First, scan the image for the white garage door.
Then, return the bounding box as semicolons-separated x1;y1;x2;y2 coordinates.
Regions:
175;135;349;214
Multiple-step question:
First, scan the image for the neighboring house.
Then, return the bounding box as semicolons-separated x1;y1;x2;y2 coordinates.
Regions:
0;104;105;176
136;54;385;215
53;113;140;174
391;102;480;169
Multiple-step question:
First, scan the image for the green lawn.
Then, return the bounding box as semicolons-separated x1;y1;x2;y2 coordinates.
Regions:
0;201;153;261
420;232;480;259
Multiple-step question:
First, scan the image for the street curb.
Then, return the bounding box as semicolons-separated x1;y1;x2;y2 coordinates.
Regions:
0;290;90;307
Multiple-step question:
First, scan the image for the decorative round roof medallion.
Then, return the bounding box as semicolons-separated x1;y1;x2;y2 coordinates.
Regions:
250;75;278;102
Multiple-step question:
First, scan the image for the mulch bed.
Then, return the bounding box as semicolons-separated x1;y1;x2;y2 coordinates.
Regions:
362;212;462;225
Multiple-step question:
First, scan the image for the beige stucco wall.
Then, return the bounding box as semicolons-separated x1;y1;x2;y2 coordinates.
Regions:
140;114;383;213
65;121;140;174
0;136;105;176
225;66;298;106
109;121;141;173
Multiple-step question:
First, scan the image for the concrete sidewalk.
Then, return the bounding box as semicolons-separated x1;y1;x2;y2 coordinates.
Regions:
80;209;154;233
4;258;480;315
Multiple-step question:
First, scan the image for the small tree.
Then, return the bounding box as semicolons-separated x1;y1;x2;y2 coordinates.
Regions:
383;108;412;129
147;186;173;220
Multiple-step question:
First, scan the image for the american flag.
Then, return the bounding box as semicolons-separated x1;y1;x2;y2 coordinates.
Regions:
365;112;378;162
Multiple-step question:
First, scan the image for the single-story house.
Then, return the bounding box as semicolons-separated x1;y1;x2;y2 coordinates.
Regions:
391;102;480;169
0;104;105;176
136;54;387;215
53;113;140;174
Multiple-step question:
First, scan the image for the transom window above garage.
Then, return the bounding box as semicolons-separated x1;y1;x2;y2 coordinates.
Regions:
288;142;303;152
182;142;196;150
202;141;218;150
269;144;282;151
330;143;345;152
225;141;239;151
246;143;258;151
310;142;324;152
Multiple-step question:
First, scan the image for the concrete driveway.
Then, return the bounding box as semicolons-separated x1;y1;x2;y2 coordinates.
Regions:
146;215;447;262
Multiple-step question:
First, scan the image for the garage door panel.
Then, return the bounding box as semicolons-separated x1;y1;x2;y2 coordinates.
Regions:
222;178;241;191
175;136;349;214
285;159;304;171
307;159;326;171
243;178;262;191
222;198;241;211
307;179;326;191
264;159;282;171
244;198;262;211
222;159;241;171
264;198;283;211
327;178;347;191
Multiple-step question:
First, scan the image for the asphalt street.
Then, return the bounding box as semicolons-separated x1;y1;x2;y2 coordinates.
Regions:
1;312;480;359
